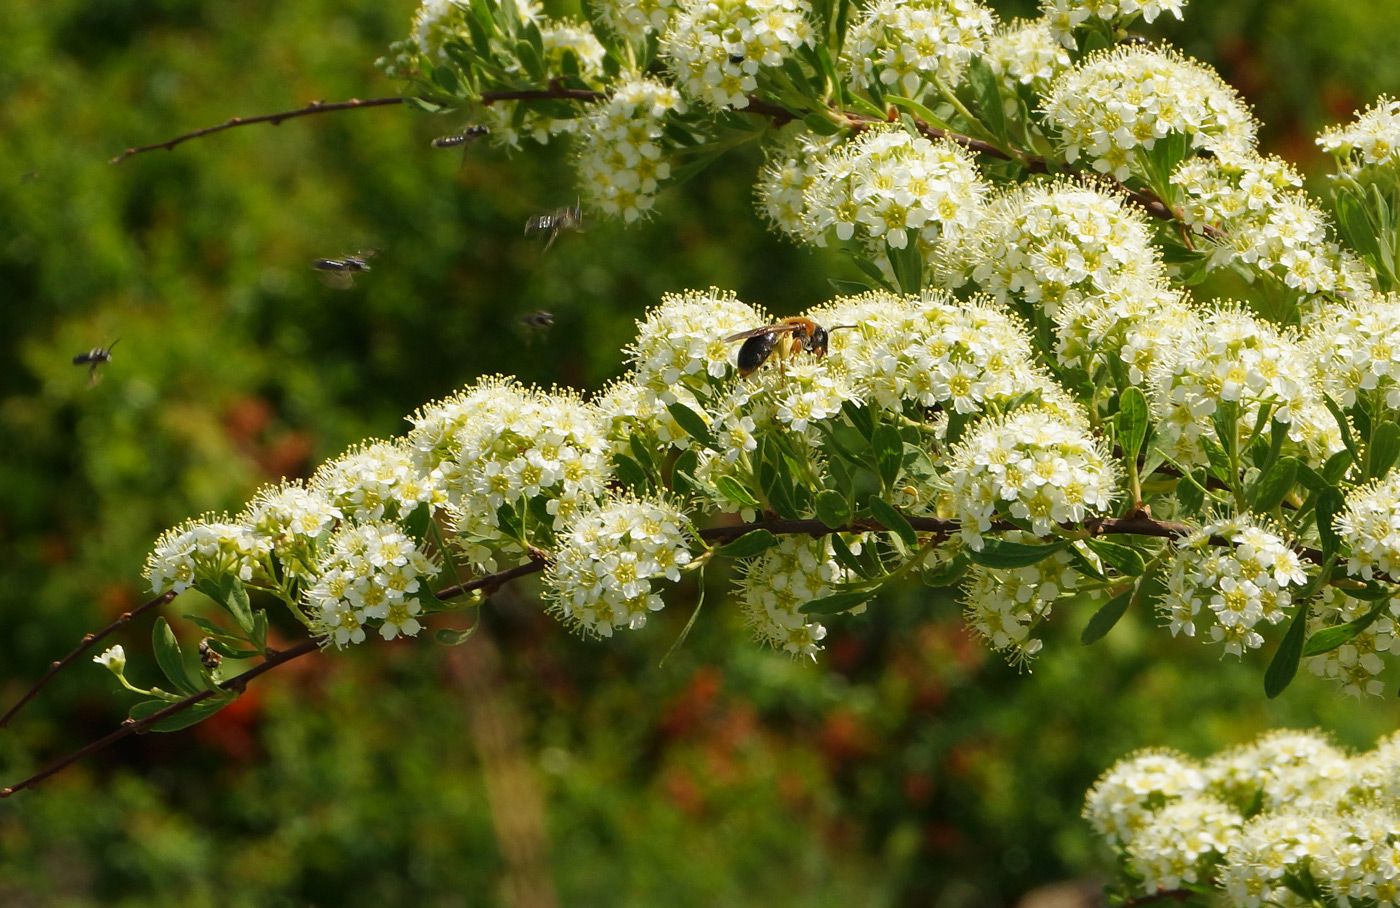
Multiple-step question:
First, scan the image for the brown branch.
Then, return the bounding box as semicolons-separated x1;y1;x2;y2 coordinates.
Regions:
0;590;176;730
1;637;320;798
479;85;605;105
108;96;408;164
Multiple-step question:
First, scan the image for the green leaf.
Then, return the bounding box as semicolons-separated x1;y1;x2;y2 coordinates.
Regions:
799;589;874;615
182;614;243;642
666;402;719;451
251;610;269;652
1302;599;1391;656
1368;421;1400;479
1294;460;1327;493
871;425;903;490
131;697;233;733
1210;399;1239;459
964;55;1008;146
1118;387;1149;466
829;533;871;579
1084;538;1146;577
1066;544;1107;582
1176;470;1206;516
885;232;924;294
1199;435;1233;484
884;95;955;132
1321;450;1354;484
1080;588;1133;645
829;278;875;296
944;409;973;447
1316;487;1346;561
803;111;843;136
1321;394;1361;464
1265;601;1310;698
201;637;261;660
222;577;255;637
842;401;875;439
714;475;761;509
716;529;779;558
815;489;852;529
612;452;650;492
967;538;1069;569
922;550;969;587
435;625;480;646
153;618;201;696
867;496;917;548
1250;456;1299;514
757;438;803;519
405;96;449;114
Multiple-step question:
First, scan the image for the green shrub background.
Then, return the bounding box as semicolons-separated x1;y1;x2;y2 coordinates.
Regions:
3;0;1400;904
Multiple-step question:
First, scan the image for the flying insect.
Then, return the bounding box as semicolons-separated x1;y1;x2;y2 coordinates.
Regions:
525;200;583;251
521;310;555;332
431;125;489;148
73;338;119;386
724;317;850;378
312;249;376;289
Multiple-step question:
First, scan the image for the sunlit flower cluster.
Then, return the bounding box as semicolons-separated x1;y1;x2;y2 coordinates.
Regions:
842;0;996;100
305;520;441;647
812;289;1039;416
754;128;841;242
145;515;270;596
574;77;686;222
1309;293;1400;410
1335;472;1400;581
938;180;1161;320
804;127;985;251
960;535;1093;663
983;18;1072;112
1149;305;1339;469
543;495;695;637
1043;46;1256;181
592;0;681;44
1318;96;1400;175
737;536;857;658
1096;730;1400;908
660;0;815;111
1159;516;1307;657
1041;0;1188;45
1305;588;1400;698
240;482;343;563
939;405;1117;549
1082;748;1207;848
1053;279;1184;380
625;288;766;409
312;441;441;524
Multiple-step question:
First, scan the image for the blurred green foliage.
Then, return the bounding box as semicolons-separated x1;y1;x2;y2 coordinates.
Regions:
2;0;1399;905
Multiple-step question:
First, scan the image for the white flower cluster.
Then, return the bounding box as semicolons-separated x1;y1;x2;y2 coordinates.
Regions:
842;0;996;100
1043;46;1256;181
411;0;506;58
737;536;857;658
1088;730;1400;906
1149;305;1341;469
145;516;270;595
592;0;681;44
1335;471;1400;581
543;495;694;637
479;18;609;147
1041;0;1188;48
1173;149;1364;296
805;127;985;251
960;535;1094;663
1309;293;1400;410
1159;516;1307;657
811;290;1040;416
939;405;1117;549
1305;587;1400;698
754;128;841;242
1318;96;1400;174
404;377;611;571
1054;280;1186;381
311;441;441;523
625;288;766;410
660;0;815;111
305;520;441;647
983;18;1072;114
574;77;686;223
938;180;1161;320
240;482;343;563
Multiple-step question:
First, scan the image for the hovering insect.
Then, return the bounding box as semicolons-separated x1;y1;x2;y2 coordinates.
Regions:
723;317;852;378
525;200;583;251
431;125;489;148
73;338;119;386
521;310;555;332
312;249;376;289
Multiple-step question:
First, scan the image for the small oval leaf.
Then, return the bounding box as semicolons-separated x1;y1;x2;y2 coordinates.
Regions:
967;538;1068;569
799;589;874;615
715;529;779;558
1251;456;1299;514
666;402;719;451
1118;387;1148;464
1081;588;1133;645
867;496;917;548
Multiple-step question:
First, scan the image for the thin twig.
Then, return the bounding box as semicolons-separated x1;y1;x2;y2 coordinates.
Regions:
0;591;175;730
108;97;407;165
1;638;321;798
479;85;605;105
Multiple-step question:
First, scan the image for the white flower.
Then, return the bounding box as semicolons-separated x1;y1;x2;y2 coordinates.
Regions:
144;516;270;595
1308;292;1400;410
574;77;686;223
593;0;681;43
94;645;127;674
1044;45;1256;181
544;495;695;637
1160;516;1308;657
1127;796;1242;890
476;18;609;148
661;0;816;111
625;288;767;410
1042;0;1188;48
984;18;1073;111
1305;588;1400;698
311;440;441;524
755;128;842;243
1335;472;1400;581
1083;748;1207;848
1318;95;1400;173
843;0;996;100
960;534;1095;663
737;536;858;658
305;520;441;648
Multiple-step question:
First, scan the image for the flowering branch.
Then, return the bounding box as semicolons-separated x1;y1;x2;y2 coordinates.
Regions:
107;96;407;164
0;591;175;730
0;637;320;798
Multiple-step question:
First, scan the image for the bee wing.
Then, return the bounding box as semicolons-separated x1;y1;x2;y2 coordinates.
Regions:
317;269;356;290
723;324;801;343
